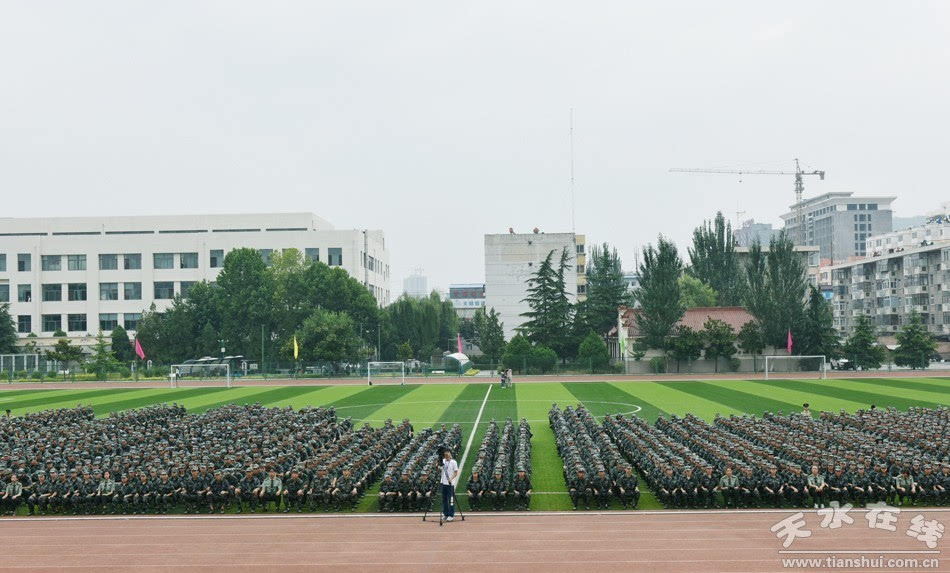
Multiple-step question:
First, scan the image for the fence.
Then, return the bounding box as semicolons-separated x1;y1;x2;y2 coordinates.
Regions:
0;354;61;381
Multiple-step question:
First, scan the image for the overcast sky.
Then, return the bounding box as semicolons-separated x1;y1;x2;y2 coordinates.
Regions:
3;1;948;295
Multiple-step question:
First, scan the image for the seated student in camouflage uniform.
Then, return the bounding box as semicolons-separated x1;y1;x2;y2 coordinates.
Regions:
569;468;591;511
849;465;871;506
591;468;612;510
396;471;415;511
156;470;177;514
488;468;508;511
656;467;678;509
466;470;484;511
698;466;718;509
208;470;231;514
258;468;283;512
871;464;893;504
785;466;808;507
181;468;205;514
28;473;52;516
308;468;332;511
937;464;950;504
79;472;99;514
2;474;23;515
332;467;359;511
511;467;531;511
283;468;307;513
894;470;916;506
52;471;71;514
378;474;397;512
615;466;640;509
717;467;740;509
807;465;828;509
97;470;117;513
827;466;849;505
681;467;700;509
234;468;258;513
113;474;134;514
916;465;939;506
738;467;759;508
133;472;153;514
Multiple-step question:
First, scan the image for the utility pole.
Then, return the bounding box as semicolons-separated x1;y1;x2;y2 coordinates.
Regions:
261;324;265;379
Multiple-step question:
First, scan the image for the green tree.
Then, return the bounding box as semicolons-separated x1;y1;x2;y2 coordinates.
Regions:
502;334;533;373
679;274;718;308
196;322;219;357
52;329;67;338
216;248;276;363
0;303;17;354
45;338;85;375
577;331;610;371
797;287;839;359
473;307;506;363
843;315;886;370
668;325;703;373
894;311;937;369
580;243;633;334
636;236;684;350
702;318;737;372
111;325;135;363
383;292;458;361
520;248;575;358
86;331;121;380
295;308;364;370
743;234;807;348
396;340;414;362
736;321;766;372
688;212;744;305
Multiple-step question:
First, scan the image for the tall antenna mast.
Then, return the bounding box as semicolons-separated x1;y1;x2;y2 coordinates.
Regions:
570;108;575;233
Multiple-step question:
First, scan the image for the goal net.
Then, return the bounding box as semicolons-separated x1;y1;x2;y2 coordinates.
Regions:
170;362;232;388
367;361;405;386
763;355;827;380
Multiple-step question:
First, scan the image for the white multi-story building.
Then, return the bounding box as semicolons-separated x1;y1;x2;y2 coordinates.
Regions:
402;270;429;299
484;231;584;340
865;203;950;257
780;192;895;262
0;213;389;344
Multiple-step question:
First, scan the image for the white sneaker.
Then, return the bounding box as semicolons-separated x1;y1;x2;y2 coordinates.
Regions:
446;516;454;521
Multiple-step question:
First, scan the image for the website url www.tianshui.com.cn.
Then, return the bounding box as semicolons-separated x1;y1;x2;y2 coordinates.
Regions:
781;555;940;569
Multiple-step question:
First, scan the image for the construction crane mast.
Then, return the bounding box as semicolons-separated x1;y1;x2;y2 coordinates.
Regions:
669;159;825;245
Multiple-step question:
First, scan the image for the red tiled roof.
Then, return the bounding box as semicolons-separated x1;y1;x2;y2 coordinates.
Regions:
620;306;754;337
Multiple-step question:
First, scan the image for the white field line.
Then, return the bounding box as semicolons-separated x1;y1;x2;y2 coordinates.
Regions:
455;384;492;485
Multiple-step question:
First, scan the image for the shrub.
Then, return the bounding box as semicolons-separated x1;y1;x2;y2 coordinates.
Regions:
30;370;44;380
648;356;666;374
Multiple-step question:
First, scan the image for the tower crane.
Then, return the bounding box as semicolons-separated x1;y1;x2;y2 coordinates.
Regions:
669;159;825;245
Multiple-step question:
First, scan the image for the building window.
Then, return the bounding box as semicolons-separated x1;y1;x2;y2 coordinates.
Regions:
99;282;119;301
42;314;62;333
180;252;198;269
328;248;342;266
124;313;142;331
0;285;8;303
153;253;173;269
17;254;31;272
0;254;5;272
154;281;174;299
41;255;62;271
42;284;62;302
305;248;319;263
67;255;86;271
99;313;119;331
124;282;142;300
180;281;196;298
210;250;224;268
847;204;856;211
17;284;31;303
17;315;31;334
124;254;142;270
258;249;274;266
67;314;87;332
99;254;118;270
68;283;87;301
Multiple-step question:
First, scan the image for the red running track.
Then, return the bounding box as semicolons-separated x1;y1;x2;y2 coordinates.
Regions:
0;509;945;572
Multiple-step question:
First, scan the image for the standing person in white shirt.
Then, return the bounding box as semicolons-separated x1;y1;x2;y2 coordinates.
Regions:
440;450;460;521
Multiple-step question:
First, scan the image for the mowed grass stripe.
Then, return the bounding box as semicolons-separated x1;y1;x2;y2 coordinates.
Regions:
187;387;322;413
710;380;869;416
441;385;496;486
841;377;950;402
779;378;949;410
89;388;228;416
610;381;727;422
515;383;579;511
274;385;369;409
458;385;519;493
366;384;466;427
325;384;416;422
1;388;143;414
657;381;802;418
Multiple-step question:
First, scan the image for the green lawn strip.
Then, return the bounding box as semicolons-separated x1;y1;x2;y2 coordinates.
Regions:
274;385;370;410
780;378;949;410
87;388;232;416
185;387;323;414
850;377;950;395
838;378;950;404
610;381;740;422
1;388;144;414
710;380;869;416
657;381;802;418
0;388;69;400
562;382;663;510
324;384;417;422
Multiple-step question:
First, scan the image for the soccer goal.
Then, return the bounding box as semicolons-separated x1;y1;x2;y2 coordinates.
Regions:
763;355;827;380
367;361;406;386
169;362;232;388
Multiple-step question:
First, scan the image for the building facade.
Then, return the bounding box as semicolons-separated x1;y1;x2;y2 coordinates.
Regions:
830;241;950;337
865;205;950;257
733;219;781;247
402;271;428;299
484;231;583;340
0;213;390;345
780;192;895;262
449;283;486;320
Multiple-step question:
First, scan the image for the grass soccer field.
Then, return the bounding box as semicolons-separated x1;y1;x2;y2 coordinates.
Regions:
3;376;948;512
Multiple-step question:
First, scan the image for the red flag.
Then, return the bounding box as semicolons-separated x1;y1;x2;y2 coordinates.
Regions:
787;329;793;354
457;333;464;353
134;338;146;360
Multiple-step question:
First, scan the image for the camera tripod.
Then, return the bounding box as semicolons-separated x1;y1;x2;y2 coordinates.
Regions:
422;460;465;526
